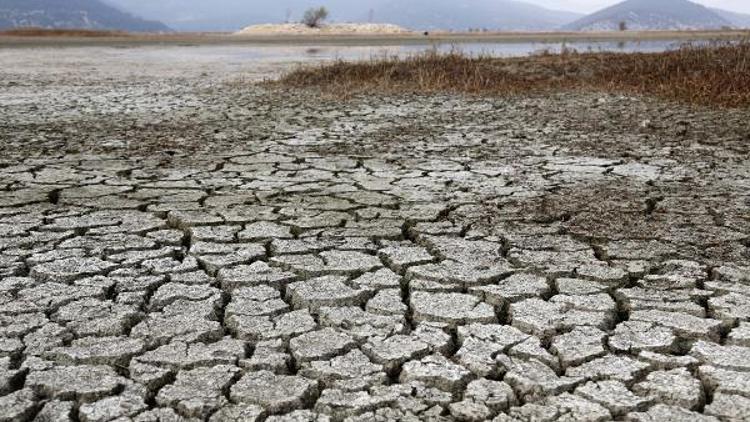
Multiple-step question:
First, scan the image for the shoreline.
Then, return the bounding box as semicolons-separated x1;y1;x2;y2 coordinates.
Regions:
0;29;748;48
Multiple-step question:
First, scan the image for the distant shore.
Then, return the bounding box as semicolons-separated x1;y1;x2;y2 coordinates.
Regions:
0;28;748;48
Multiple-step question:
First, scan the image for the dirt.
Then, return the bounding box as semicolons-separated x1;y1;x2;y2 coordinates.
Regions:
0;44;749;420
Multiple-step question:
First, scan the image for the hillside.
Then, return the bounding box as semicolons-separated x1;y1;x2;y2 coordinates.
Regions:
565;0;731;31
372;0;581;31
711;8;750;28
0;0;169;32
107;0;581;31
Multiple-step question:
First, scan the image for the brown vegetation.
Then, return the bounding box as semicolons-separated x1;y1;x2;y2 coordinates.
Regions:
0;28;129;37
277;41;750;107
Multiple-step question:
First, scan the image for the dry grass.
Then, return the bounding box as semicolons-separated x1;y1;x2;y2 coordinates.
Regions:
277;41;750;107
0;28;130;37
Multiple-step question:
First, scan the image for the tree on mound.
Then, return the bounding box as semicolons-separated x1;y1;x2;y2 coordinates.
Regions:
302;7;329;28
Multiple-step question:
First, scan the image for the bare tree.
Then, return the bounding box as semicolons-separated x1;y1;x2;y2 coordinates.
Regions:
302;7;329;28
618;21;627;31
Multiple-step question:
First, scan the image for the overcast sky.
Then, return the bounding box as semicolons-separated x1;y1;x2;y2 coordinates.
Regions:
525;0;750;13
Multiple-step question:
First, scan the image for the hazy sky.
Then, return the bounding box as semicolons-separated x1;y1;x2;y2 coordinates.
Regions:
525;0;750;13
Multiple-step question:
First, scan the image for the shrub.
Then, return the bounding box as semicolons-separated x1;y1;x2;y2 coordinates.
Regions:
302;7;329;28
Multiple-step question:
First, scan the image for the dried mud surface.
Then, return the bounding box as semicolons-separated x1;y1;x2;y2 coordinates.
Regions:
0;47;749;421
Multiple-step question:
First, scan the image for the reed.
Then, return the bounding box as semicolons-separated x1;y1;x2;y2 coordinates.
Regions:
277;41;750;107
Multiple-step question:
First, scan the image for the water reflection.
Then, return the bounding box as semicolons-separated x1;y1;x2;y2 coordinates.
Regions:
225;39;700;62
132;39;704;63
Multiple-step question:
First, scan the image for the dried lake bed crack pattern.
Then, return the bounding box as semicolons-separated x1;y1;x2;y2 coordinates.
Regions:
0;48;750;421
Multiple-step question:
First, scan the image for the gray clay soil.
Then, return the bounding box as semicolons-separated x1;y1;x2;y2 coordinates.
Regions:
0;46;748;421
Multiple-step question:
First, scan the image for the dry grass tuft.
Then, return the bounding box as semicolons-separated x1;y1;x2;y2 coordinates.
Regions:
277;41;750;107
0;28;130;37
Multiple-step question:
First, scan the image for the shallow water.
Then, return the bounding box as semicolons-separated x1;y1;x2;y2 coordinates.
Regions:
0;39;710;83
133;39;697;63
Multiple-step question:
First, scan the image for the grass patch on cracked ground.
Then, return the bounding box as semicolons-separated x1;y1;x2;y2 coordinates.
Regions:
276;41;750;108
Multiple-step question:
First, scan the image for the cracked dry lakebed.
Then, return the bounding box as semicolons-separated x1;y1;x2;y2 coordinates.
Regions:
0;45;749;421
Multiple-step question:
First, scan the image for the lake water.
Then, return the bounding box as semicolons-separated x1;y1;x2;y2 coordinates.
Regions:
249;39;697;60
130;38;703;65
0;38;708;82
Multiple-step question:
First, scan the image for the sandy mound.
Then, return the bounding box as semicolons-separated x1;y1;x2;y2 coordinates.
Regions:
236;23;411;35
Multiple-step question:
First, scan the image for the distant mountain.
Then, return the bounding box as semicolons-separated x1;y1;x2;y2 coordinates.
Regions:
372;0;582;31
108;0;582;32
711;7;750;28
0;0;169;32
104;0;278;32
564;0;731;31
